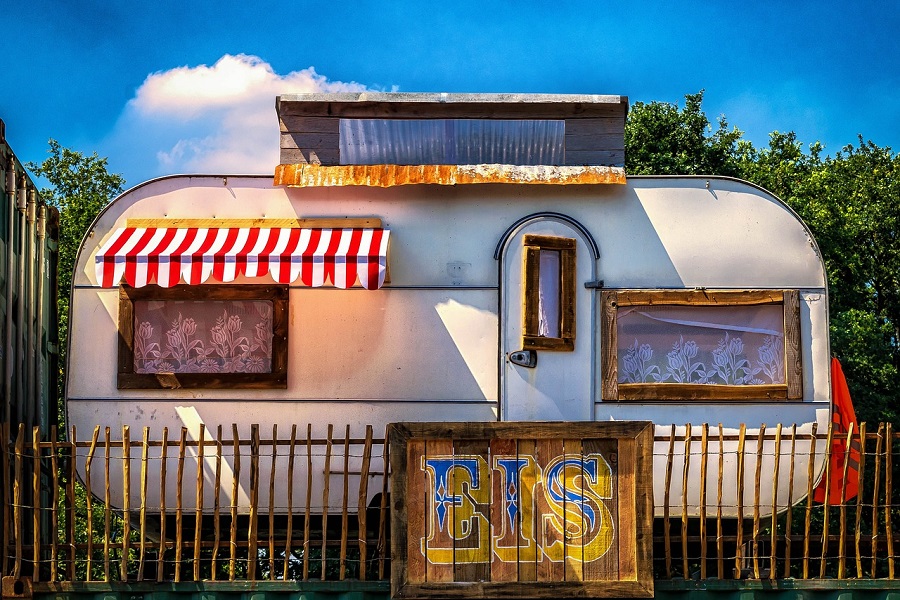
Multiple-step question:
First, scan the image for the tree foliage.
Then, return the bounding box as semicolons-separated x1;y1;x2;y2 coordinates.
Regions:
626;93;900;425
27;140;124;417
625;91;744;177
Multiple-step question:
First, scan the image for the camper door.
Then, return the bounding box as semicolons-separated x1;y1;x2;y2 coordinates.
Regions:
500;216;596;421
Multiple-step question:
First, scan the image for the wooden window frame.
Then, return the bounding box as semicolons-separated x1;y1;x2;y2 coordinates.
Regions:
522;234;576;352
601;289;802;401
117;284;288;390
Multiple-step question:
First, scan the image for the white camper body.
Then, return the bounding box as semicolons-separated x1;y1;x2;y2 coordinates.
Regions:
67;173;831;517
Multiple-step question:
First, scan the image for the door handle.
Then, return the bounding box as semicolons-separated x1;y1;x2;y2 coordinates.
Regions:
508;350;537;368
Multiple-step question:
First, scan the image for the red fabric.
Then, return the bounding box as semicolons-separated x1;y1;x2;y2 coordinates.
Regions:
813;357;860;504
94;227;390;290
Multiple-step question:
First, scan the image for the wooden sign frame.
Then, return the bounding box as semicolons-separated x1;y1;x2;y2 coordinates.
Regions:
389;421;654;599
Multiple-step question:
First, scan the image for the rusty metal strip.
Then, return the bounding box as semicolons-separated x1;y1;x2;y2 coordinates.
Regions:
274;164;627;187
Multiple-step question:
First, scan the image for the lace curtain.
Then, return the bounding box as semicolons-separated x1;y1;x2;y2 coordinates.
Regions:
132;300;275;374
617;304;785;385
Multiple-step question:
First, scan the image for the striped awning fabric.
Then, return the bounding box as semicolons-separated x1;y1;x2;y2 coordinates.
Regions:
94;227;390;289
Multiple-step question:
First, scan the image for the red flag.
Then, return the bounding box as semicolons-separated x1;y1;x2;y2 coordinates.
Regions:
813;357;860;504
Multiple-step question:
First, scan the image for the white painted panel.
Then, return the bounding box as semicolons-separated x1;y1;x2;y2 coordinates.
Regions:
75;176;825;290
68;287;499;402
501;218;596;421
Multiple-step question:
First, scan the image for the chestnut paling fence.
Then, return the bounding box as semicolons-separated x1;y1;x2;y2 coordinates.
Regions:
0;421;897;584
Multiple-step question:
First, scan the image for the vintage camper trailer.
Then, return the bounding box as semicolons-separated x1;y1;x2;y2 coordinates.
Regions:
65;93;831;519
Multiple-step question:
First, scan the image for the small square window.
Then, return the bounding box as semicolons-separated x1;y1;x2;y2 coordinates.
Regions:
522;235;576;352
118;285;288;389
601;290;802;401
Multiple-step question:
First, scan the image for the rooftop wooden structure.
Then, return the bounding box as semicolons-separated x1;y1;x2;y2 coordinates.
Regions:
274;93;628;187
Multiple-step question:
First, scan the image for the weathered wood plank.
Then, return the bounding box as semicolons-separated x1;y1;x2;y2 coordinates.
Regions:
819;422;835;578
770;424;782;580
283;424;297;581
616;290;785;307
211;425;223;581
267;425;277;581
279;147;341;166
699;424;709;580
682;424;693;580
138;427;150;581
405;439;427;584
157;427;169;582
517;438;538;583
600;292;618;399
66;427;77;580
489;438;519;583
193;425;205;581
716;425;725;580
784;424;798;578
803;422;819;579
564;150;625;167
784;290;803;398
453;438;490;583
229;425;240;581
565;131;625;156
618;383;788;401
399;422;651;442
563;439;584;583
734;424;746;580
279;115;340;134
870;423;884;577
886;422;895;578
582;438;618;582
379;429;391;580
339;425;351;581
48;429;59;582
564;117;624;138
357;425;374;580
535;437;564;582
0;423;9;577
32;427;41;582
278;98;627;119
174;427;187;583
247;425;260;581
838;424;854;579
303;424;313;581
320;424;333;581
663;425;676;579
854;422;866;578
425;439;454;583
280;132;340;151
103;427;112;581
752;425;766;579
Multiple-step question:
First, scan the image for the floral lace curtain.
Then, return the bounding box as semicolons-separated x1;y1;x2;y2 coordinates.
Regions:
617;304;785;386
133;300;274;374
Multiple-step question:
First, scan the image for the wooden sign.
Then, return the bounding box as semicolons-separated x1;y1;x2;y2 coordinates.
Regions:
389;422;654;599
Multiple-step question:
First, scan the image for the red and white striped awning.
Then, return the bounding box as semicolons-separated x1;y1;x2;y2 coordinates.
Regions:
94;227;390;289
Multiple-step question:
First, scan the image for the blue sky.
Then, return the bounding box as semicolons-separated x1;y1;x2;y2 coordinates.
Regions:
2;0;898;188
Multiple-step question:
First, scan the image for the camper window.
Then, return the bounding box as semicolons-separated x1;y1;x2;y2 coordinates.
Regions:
117;284;288;389
522;235;575;351
601;290;802;401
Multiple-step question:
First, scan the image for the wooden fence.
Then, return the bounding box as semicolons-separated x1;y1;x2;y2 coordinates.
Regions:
1;421;897;583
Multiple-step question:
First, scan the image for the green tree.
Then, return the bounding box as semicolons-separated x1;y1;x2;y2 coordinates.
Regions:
625;90;744;177
27;140;125;422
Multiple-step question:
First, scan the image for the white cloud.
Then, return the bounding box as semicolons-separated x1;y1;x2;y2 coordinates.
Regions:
105;54;369;181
